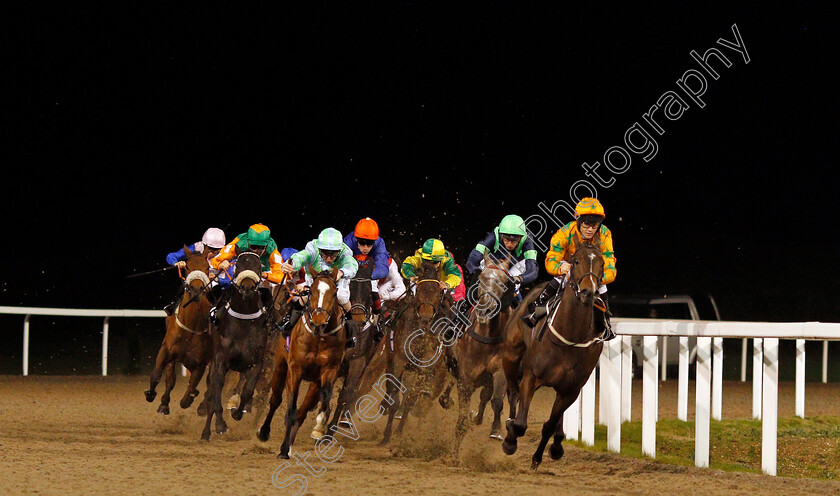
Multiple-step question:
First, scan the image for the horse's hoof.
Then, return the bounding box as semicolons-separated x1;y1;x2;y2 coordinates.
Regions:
157;405;170;415
438;395;452;409
276;452;290;460
501;439;517;455
338;420;352;430
144;390;156;402
180;397;194;409
232;409;243;421
201;431;211;441
196;403;207;417
310;429;325;440
216;424;228;435
549;442;565;460
489;432;504;441
530;458;542;471
257;428;270;443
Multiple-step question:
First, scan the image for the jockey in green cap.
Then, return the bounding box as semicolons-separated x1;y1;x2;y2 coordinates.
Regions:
279;227;359;347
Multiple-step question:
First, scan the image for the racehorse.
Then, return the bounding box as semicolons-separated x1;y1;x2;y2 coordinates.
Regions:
449;254;516;454
379;262;453;445
501;241;605;470
200;252;272;441
270;269;347;459
326;261;383;431
145;247;213;415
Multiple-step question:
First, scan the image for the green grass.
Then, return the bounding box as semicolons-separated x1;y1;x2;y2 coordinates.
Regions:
570;416;840;480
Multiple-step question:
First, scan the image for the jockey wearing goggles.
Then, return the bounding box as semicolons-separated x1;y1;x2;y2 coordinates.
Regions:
522;198;617;340
279;228;359;347
163;227;228;316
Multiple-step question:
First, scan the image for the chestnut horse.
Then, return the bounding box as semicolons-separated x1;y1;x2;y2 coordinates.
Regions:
201;252;272;441
450;254;517;454
501;241;605;470
267;270;347;459
379;263;453;445
145;247;213;414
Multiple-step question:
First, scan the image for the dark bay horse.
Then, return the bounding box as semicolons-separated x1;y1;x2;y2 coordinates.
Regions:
501;241;605;470
327;261;382;431
262;270;347;459
145;247;213;415
201;252;272;441
450;254;517;453
379;264;453;444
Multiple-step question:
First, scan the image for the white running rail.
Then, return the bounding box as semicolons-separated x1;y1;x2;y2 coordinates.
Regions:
0;306;165;376
565;317;840;476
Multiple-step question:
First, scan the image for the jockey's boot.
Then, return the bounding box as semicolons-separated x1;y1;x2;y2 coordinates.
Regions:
278;306;302;338
522;279;559;327
595;294;615;341
164;300;178;316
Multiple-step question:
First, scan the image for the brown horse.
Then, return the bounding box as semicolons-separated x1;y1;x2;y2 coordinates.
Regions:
379;263;453;444
449;254;517;454
501;241;605;470
270;270;347;459
145;247;213;415
201;252;272;441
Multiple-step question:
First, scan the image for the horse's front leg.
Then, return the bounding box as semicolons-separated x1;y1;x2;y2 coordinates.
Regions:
257;355;287;442
489;370;507;440
180;363;206;409
531;390;571;471
201;356;226;440
502;370;536;456
226;372;247;410
232;365;262;421
453;378;475;458
145;344;169;403
157;361;177;415
278;368;305;459
311;367;340;440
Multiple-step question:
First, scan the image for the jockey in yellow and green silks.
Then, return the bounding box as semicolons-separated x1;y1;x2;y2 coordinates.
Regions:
401;238;462;293
523;197;616;340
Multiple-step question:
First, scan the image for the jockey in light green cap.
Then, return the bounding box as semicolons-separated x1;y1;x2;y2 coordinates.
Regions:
280;227;359;345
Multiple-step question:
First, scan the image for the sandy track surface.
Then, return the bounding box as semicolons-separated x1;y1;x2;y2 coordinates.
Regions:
1;375;839;496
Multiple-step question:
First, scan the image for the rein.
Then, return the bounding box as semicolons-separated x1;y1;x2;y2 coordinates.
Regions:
543;252;605;348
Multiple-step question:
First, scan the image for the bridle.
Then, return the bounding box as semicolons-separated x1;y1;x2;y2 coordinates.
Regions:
175;264;212;334
349;276;373;323
413;279;445;321
545;249;604;348
302;275;344;336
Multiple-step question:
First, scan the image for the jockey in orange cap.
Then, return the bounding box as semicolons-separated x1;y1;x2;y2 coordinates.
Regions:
522;197;616;340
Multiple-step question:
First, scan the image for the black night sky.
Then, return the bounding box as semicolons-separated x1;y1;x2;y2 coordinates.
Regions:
2;3;838;372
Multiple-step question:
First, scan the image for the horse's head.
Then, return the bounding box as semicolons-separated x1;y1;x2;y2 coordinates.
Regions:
413;278;448;325
183;245;211;299
349;262;374;324
307;271;338;334
475;254;514;324
567;242;604;304
233;251;263;300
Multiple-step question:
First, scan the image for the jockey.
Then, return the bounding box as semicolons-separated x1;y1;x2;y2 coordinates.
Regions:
401;238;462;293
209;223;285;324
465;214;539;296
522;197;617;340
163;227;228;316
279;228;359;347
344;217;391;323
